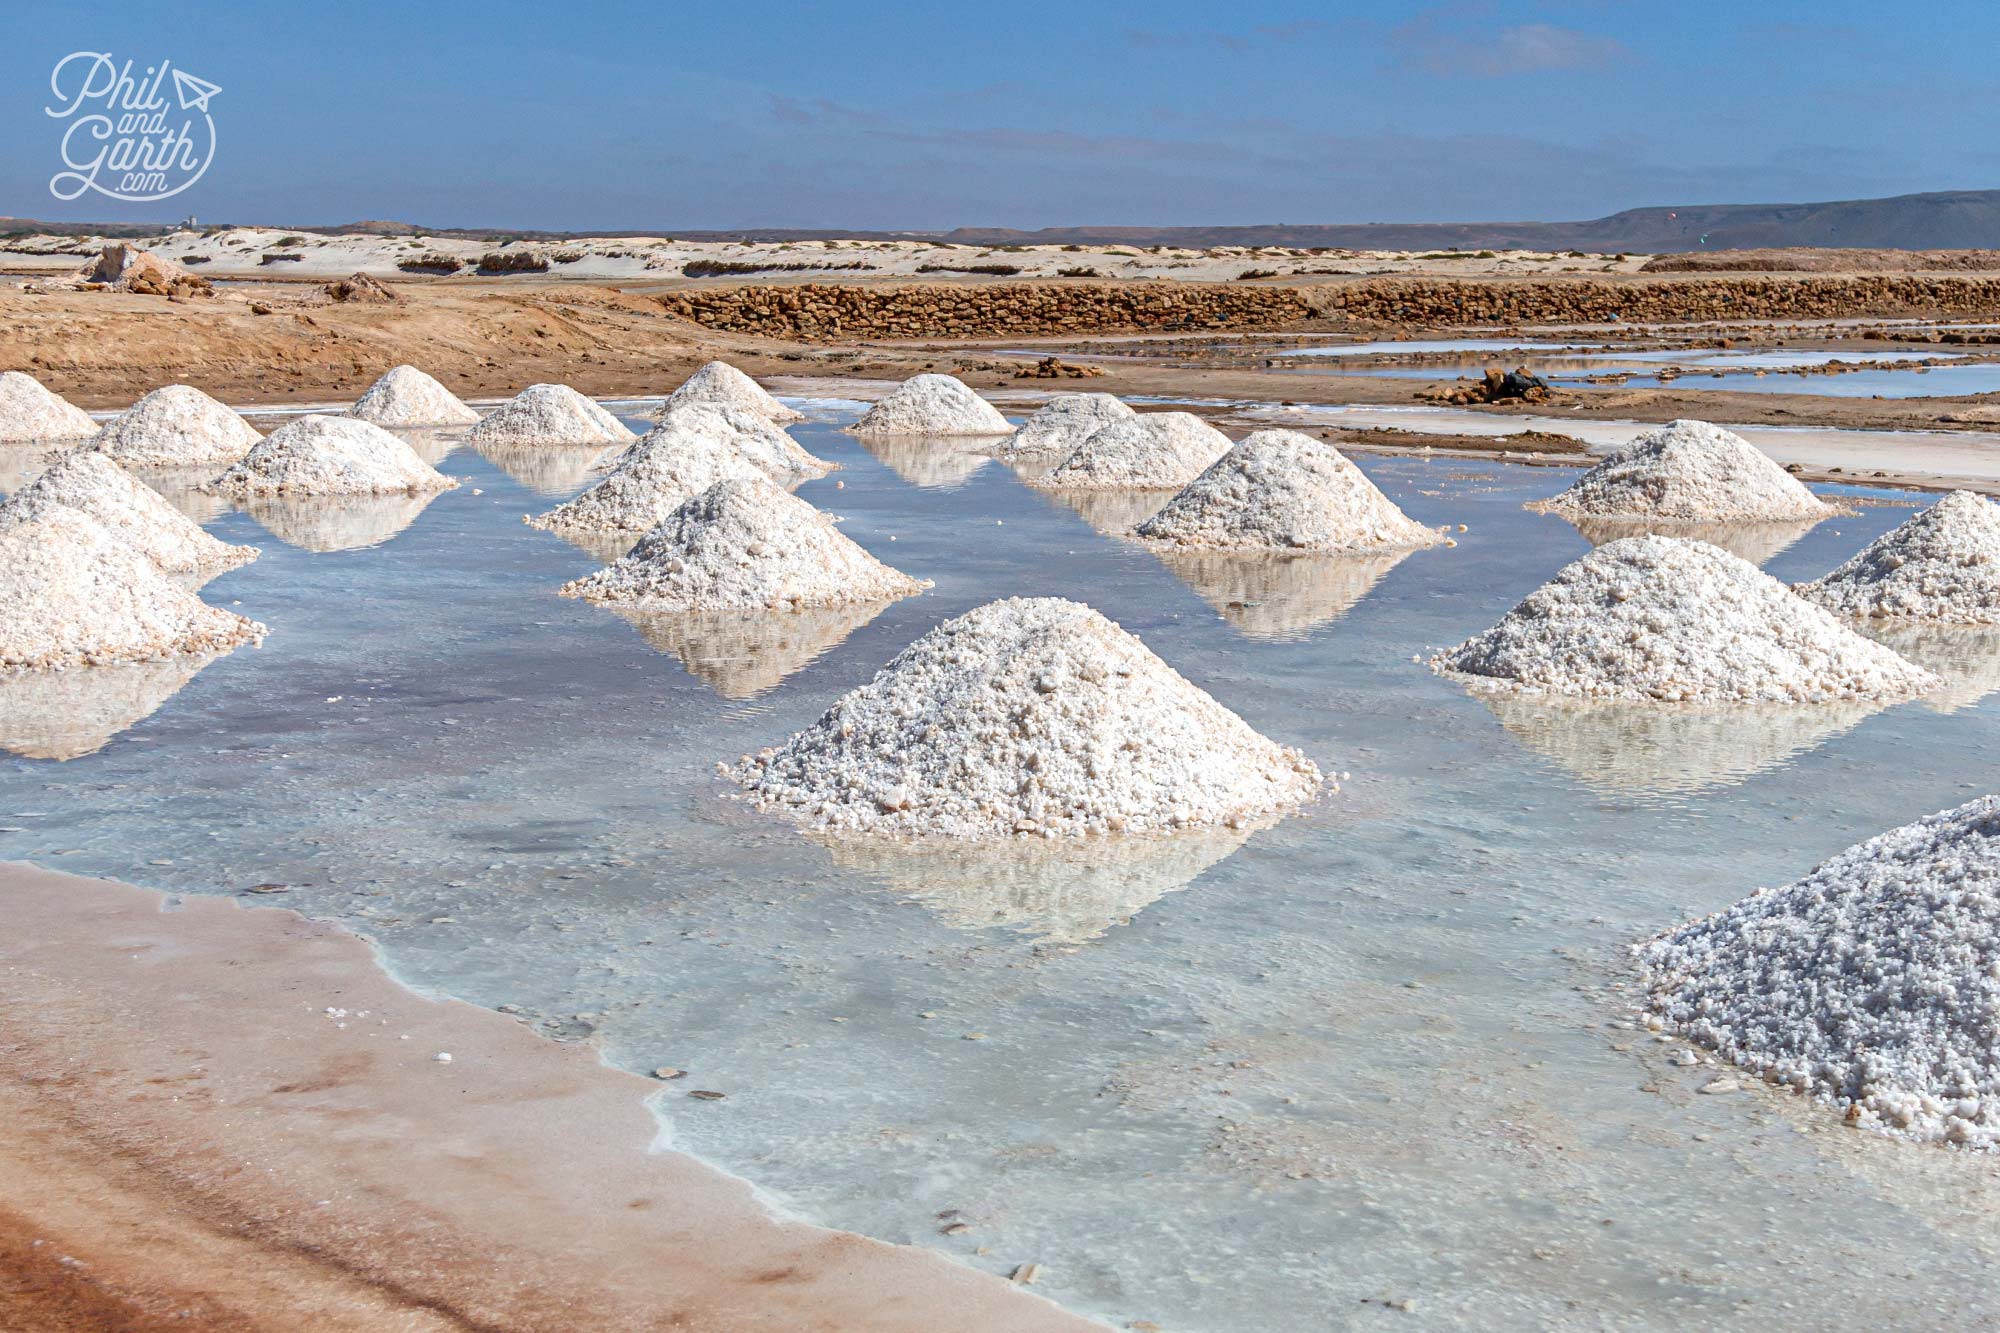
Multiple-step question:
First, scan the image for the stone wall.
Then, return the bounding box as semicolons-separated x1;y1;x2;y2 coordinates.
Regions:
657;276;2000;342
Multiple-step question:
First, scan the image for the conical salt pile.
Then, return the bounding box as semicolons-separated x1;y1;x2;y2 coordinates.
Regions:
527;427;766;535
1798;491;2000;623
1640;794;2000;1145
2;450;256;576
560;478;926;609
662;361;804;424
605;403;832;479
1042;412;1232;490
349;365;480;428
1535;419;1835;522
1434;535;1938;703
467;384;635;447
990;393;1134;459
90;385;261;466
0;371;97;441
203;415;458;497
734;596;1321;839
0;505;265;669
851;374;1012;437
1136;430;1444;552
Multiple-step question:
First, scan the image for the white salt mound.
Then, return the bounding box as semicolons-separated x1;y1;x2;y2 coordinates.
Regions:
467;384;636;447
734;596;1321;839
663;361;804;425
528;427;766;535
990;393;1135;459
0;505;265;669
2;450;256;575
1435;535;1937;703
1538;419;1835;522
0;371;97;441
203;415;458;497
851;374;1012;437
348;365;480;428
1798;491;2000;623
91;385;261;467
1640;794;2000;1147
560;478;926;610
1042;413;1233;490
606;404;832;479
1136;429;1444;552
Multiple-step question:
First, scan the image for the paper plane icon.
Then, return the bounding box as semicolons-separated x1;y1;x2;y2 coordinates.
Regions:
171;68;221;113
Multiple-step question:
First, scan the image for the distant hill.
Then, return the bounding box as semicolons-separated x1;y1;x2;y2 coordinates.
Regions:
7;189;1999;253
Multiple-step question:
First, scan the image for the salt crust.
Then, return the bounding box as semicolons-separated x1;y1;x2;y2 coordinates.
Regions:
1041;412;1233;490
203;415;458;497
348;365;480;428
1798;491;2000;623
1640;795;2000;1147
559;478;926;610
987;393;1134;459
0;371;96;441
527;425;767;536
1135;429;1444;552
1535;419;1836;522
662;361;804;424
466;384;636;447
850;374;1013;437
734;596;1321;839
2;450;256;575
0;505;265;669
601;404;832;479
90;385;261;467
1434;535;1938;703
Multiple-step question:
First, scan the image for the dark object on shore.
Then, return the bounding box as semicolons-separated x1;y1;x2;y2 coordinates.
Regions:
916;262;1023;276
397;253;463;275
681;258;870;278
325;272;399;304
476;250;550;275
1014;355;1105;380
1425;366;1552;406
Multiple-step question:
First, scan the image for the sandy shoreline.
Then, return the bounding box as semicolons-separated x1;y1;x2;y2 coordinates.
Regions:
0;862;1096;1331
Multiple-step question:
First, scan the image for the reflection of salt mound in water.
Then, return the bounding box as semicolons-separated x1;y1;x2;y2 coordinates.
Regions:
851;374;1012;437
348;365;479;427
1640;794;2000;1146
1045;486;1172;536
825;821;1259;943
131;467;230;525
1475;689;1878;796
1535;418;1836;521
661;361;804;425
1154;547;1411;640
395;429;460;467
2;450;256;578
856;434;993;490
0;371;96;441
0;652;217;759
239;491;442;553
0;446;52;494
1798;491;2000;623
90;384;261;466
467;384;635;447
1862;623;2000;714
989;392;1134;460
610;601;891;699
471;440;615;496
1565;513;1824;566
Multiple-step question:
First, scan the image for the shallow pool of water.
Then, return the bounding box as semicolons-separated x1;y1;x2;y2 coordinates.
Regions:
4;408;1999;1329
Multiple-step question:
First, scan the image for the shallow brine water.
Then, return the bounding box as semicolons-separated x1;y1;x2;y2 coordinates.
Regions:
5;406;2000;1329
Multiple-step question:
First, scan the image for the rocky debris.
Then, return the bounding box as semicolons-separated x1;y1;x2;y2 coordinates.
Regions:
528;427;766;536
1422;366;1551;405
77;244;212;298
1535;420;1836;522
2;450;256;576
1797;491;2000;623
203;415;459;497
90;385;262;467
662;361;804;424
1014;356;1105;379
1639;794;2000;1146
852;374;1013;437
0;370;97;441
0;505;265;669
468;384;636;447
476;250;550;274
348;365;481;428
1041;412;1233;490
325;272;400;303
559;477;927;610
1434;535;1939;703
1136;430;1445;553
733;596;1321;839
989;393;1135;460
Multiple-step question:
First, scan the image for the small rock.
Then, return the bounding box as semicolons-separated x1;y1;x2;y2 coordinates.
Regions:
1699;1078;1741;1095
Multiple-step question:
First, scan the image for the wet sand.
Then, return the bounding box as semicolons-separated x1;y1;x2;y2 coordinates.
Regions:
0;862;1093;1331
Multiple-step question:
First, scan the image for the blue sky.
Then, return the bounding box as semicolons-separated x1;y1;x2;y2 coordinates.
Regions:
2;0;1994;230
